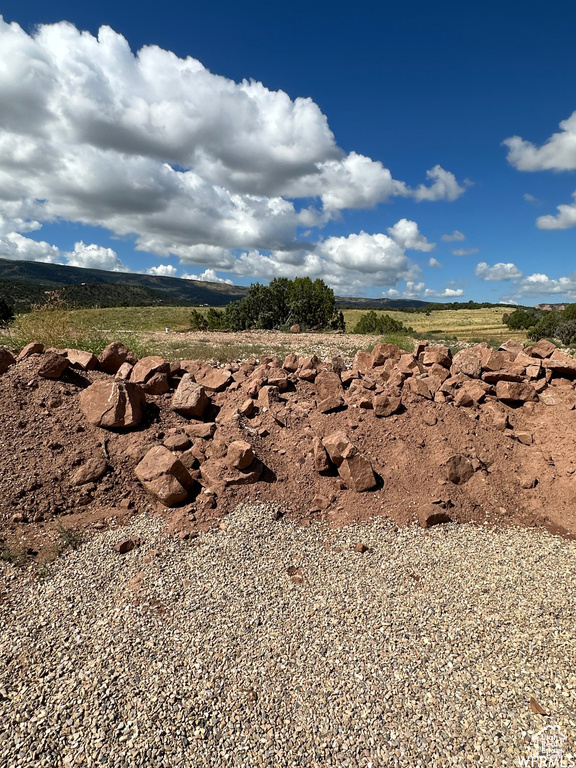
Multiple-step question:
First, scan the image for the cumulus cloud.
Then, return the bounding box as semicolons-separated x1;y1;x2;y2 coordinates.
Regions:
387;219;435;252
182;268;233;284
0;230;61;263
0;18;466;290
413;166;467;202
535;192;576;230
428;257;443;268
441;230;465;242
424;287;464;298
146;264;178;277
452;247;479;256
516;272;576;298
504;111;576;171
64;241;126;271
475;262;523;281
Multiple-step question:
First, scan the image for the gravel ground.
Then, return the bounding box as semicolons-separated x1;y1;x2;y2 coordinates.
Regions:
1;505;575;768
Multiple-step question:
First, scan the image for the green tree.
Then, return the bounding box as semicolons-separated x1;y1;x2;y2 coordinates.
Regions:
0;296;14;326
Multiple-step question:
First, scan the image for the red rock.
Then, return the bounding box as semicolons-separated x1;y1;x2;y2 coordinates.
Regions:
313;436;331;472
71;456;108;486
316;370;344;401
498;339;524;354
422;346;452;368
227;440;254;470
283;353;299;372
16;342;43;362
38;352;69;379
451;349;482;378
414;340;428;358
322;431;351;467
481;350;509;372
98;342;138;374
444;455;474;485
454;389;474;407
171;375;209;418
0;346;16;375
371;343;402;367
131;356;170;384
482;403;508;431
267;372;289;392
317;395;345;413
141;372;170;395
238;398;255;417
341;370;359;386
80;380;146;428
196;367;233;392
482;367;525;384
525;364;542;379
184;421;216;439
418;504;451;527
299;355;319;371
373;393;401;417
135;445;194;506
115;362;133;380
405;377;433;399
179;359;204;377
496;380;538;403
530;339;557;359
352;350;373;374
258;385;281;408
514;431;533;445
163;434;191;452
67;349;98;371
114;539;140;554
338;444;377;492
297;368;317;382
290;324;301;333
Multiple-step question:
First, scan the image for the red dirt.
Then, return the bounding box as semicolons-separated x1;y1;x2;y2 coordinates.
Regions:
1;342;576;564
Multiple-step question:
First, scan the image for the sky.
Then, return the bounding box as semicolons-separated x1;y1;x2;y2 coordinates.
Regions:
0;1;575;304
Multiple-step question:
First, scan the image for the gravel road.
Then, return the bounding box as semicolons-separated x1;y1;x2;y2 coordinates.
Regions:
1;505;575;767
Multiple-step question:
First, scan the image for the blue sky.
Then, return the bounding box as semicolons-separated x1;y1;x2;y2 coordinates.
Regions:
0;1;575;303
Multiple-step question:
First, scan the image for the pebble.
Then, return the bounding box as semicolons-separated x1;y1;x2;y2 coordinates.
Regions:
1;505;575;767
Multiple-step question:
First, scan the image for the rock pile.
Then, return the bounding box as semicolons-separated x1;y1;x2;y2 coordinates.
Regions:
1;336;576;559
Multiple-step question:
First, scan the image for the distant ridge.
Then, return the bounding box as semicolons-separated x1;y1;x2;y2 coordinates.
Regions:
0;258;248;310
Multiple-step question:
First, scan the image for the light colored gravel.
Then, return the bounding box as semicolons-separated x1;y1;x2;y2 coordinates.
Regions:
1;506;575;767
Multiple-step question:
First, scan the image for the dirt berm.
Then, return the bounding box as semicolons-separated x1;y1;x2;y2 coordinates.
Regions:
1;337;575;561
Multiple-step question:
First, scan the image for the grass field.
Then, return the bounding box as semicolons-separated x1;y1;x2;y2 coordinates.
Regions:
4;304;529;361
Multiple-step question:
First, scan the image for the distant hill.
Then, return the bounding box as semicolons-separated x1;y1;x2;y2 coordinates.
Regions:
335;296;430;309
0;258;248;311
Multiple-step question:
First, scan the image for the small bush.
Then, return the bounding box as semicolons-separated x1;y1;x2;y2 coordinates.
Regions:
353;310;413;335
0;296;14;326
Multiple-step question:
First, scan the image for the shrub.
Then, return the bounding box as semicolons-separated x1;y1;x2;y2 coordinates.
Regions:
0;296;14;326
191;277;345;332
352;310;412;335
506;308;541;330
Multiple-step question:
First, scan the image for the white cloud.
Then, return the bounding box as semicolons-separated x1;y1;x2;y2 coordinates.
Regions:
0;230;61;263
424;287;464;298
387;219;435;252
504;111;576;171
146;264;178;277
413;166;467;202
452;247;479;256
428;257;443;268
535;192;576;230
523;193;540;204
64;241;126;271
382;288;400;298
441;230;465;242
516;272;576;298
0;18;466;290
402;281;426;299
182;268;233;284
475;262;523;281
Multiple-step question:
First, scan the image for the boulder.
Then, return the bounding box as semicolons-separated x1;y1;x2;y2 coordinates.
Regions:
338;444;377;492
184;421;216;439
135;445;194;507
317;395;345;413
498;339;524;355
282;353;299;372
171;375;209;418
496;380;538;403
38;352;69;379
16;342;43;362
238;398;255;417
299;355;319;371
67;349;98;371
530;339;557;359
98;342;137;374
322;431;351;467
451;349;482;378
371;343;402;367
422;346;452;368
418;504;451;528
196;367;233;392
373;393;401;417
227;440;254;470
315;370;344;401
257;385;281;409
0;346;16;375
115;362;133;381
405;377;433;399
163;433;191;452
131;356;170;384
290;324;301;334
80;380;146;429
72;456;108;486
313;436;331;473
444;455;474;485
141;372;170;395
352;350;373;375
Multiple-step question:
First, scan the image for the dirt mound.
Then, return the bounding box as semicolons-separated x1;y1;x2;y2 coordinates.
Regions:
1;338;576;562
